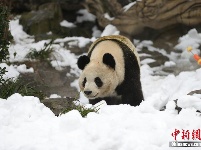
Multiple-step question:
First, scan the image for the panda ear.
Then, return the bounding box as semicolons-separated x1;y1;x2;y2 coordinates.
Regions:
103;53;115;70
77;55;90;70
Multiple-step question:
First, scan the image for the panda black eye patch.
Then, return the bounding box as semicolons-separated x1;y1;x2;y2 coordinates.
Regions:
95;77;103;87
82;77;87;87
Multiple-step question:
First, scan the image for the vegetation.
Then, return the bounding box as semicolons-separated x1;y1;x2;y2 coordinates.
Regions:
0;1;45;100
0;67;7;85
61;104;99;117
0;77;45;100
60;96;100;117
26;40;54;61
0;0;10;63
0;0;11;91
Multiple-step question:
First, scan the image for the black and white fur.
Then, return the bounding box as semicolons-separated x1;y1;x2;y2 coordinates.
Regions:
77;35;144;106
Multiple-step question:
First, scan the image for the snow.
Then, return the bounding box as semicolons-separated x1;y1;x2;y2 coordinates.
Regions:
8;17;91;74
175;29;201;62
49;94;61;98
164;61;176;67
177;95;201;111
101;24;120;37
60;20;76;28
50;45;78;71
9;18;51;62
54;37;91;48
76;9;96;23
0;63;33;80
16;64;34;73
136;40;168;57
1;94;201;150
9;17;34;45
175;29;201;52
1;15;201;150
104;13;114;20
140;58;156;65
141;64;201;110
123;2;136;12
0;63;20;80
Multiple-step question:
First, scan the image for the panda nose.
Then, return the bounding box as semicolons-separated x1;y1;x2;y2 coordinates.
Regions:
84;91;92;95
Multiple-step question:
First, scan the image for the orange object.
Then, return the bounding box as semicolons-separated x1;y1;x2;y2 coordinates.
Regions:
186;46;201;65
198;59;201;65
194;54;200;61
193;54;201;65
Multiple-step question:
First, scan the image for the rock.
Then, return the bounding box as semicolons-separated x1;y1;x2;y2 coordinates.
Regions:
60;0;84;22
11;0;33;13
85;0;201;52
139;47;169;68
42;97;76;116
161;90;201;113
188;89;201;95
10;0;50;13
11;0;84;24
19;2;63;37
85;0;201;36
19;61;78;98
134;25;192;52
63;40;92;55
19;2;95;40
116;0;133;7
58;23;94;38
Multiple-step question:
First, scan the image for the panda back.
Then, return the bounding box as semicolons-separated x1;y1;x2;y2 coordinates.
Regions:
89;35;140;66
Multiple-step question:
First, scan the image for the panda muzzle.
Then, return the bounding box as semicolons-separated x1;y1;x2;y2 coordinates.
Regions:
84;91;98;98
84;91;92;95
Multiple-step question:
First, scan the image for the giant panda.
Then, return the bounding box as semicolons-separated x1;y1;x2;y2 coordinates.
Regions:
77;35;144;106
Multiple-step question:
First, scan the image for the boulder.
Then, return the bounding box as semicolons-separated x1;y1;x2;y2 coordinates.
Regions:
85;0;201;36
20;61;78;98
58;21;94;38
85;0;201;50
161;89;201;113
19;1;95;40
139;47;169;68
42;97;76;116
63;40;92;55
19;2;63;37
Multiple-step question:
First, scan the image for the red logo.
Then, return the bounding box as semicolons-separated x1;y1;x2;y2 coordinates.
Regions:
171;129;201;141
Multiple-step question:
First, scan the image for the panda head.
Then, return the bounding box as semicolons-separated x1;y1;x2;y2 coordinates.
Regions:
77;53;119;99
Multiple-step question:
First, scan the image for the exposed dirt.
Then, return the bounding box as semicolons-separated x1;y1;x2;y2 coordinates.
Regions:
20;61;78;98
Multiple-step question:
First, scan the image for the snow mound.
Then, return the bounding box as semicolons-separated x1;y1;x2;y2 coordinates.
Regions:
0;94;201;150
175;29;201;52
178;94;201;111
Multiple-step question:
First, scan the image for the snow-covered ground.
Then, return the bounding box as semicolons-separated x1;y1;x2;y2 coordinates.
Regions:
0;15;201;150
